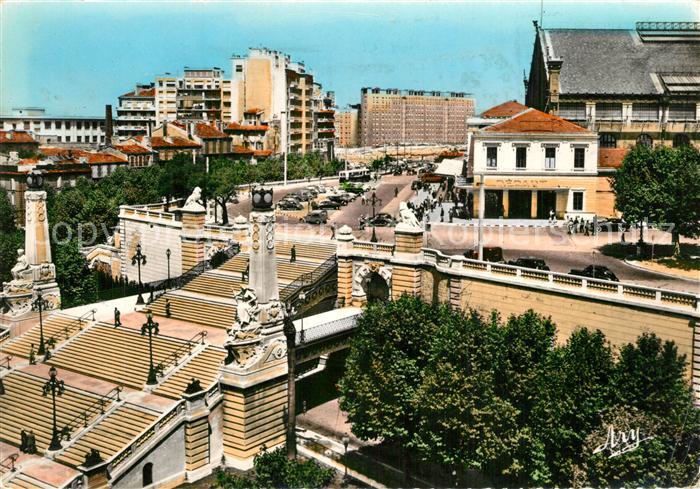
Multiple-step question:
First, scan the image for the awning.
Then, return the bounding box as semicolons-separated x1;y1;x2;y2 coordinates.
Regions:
434;158;464;177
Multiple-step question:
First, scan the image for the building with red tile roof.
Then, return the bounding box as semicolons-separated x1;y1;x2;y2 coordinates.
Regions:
483;108;592;134
116;83;156;139
0;130;39;155
480;100;529;119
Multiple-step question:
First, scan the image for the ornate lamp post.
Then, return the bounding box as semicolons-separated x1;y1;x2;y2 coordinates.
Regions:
298;291;307;344
342;434;350;481
141;311;159;385
165;248;171;290
368;192;382;243
132;243;147;305
32;290;50;355
42;366;65;451
283;303;297;460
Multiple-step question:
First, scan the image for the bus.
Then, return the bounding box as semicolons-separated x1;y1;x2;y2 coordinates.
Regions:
339;168;371;183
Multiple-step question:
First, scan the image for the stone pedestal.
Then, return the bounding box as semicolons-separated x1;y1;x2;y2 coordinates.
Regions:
182;390;212;478
248;210;279;304
180;207;207;271
336;225;355;307
391;224;424;300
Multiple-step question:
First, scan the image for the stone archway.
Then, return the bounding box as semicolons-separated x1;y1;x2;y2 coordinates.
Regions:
352;262;392;306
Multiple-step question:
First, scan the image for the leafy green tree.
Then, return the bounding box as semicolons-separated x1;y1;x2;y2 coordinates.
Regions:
0;190;24;284
209;159;246;224
53;239;98;308
611;144;700;246
338;295;440;482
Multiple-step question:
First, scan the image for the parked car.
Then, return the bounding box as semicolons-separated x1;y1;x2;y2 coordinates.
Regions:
341;182;365;195
596;218;629;233
283;193;303;202
463;247;504;263
316;199;342;210
360;213;396;229
569;265;619;282
507;257;550;271
420;172;443;184
328;193;354;205
301;210;328;224
277;199;303;211
304;187;319;197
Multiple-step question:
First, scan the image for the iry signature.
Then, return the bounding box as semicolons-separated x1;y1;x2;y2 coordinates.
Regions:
593;425;654;458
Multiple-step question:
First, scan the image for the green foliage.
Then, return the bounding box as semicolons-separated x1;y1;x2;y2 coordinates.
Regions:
0;190;24;284
611;144;700;243
340;296;700;487
214;448;334;489
53;239;98;308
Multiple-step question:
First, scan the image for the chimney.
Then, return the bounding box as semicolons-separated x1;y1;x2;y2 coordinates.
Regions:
163;121;168;137
105;104;113;146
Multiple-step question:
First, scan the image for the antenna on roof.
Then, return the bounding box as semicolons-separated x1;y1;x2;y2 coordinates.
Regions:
540;0;544;28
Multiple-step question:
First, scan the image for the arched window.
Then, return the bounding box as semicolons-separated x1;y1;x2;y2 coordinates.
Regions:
636;134;653;148
142;462;153;487
599;133;617;148
673;133;690;148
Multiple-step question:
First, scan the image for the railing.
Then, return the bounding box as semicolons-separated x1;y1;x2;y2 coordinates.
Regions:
61;386;123;441
0;355;12;371
155;331;207;377
352;240;395;255
0;328;10;345
0;453;18;474
636;21;700;31
422;248;700;313
147;242;240;303
296;312;361;345
279;255;338;306
58;309;96;341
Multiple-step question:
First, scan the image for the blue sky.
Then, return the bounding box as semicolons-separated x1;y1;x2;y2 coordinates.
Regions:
1;1;697;116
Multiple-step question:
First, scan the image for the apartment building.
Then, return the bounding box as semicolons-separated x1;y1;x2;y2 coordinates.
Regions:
155;76;178;124
359;88;475;147
336;107;360;148
176;68;225;122
116;83;156;138
311;85;336;158
0;108;106;147
525;21;700;149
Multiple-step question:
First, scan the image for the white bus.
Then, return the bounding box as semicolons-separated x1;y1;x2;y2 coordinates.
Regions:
339;168;371;183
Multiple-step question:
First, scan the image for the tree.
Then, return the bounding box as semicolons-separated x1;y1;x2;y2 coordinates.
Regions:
53;239;98;308
338;295;440;483
209;159;246;224
611;144;700;246
0;190;24;284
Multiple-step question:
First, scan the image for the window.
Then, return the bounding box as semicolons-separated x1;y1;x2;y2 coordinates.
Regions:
637;133;653;147
572;191;584;211
599;133;617;148
486;146;497;168
558;103;586;121
44;121;51;130
668;104;696;121
673;133;690;148
66;136;71;142
596;103;623;121
77;136;82;142
57;136;62;142
545;147;556;169
515;146;527;169
92;135;98;143
142;463;153;487
77;121;82;130
65;121;71;129
236;64;243;72
574;147;585;169
23;122;30;130
631;103;659;121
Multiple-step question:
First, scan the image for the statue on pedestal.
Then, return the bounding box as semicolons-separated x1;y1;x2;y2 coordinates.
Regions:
183;187;205;211
397;202;421;230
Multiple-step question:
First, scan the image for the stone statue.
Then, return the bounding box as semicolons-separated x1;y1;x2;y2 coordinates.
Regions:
233;287;260;333
397;202;421;229
183;187;205;211
10;249;30;282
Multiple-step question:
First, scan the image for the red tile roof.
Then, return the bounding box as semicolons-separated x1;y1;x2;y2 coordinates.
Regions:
86;153;128;164
195;122;228;139
120;88;156;98
481;100;529;118
483;108;591;134
39;147;91;158
598;148;629;169
151;136;201;149
114;143;152;154
0;131;37;144
244;108;263;114
232;145;254;155
254;149;272;157
226;122;269;132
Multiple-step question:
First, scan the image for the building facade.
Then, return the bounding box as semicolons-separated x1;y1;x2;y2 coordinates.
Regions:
336;108;359;148
0;108;106;147
525;21;700;149
116;84;156;138
472;107;605;219
359;88;475;147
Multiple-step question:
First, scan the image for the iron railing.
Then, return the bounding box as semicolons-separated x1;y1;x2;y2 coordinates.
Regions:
279;255;338;306
155;331;208;377
58;309;96;341
0;453;18;474
61;386;123;441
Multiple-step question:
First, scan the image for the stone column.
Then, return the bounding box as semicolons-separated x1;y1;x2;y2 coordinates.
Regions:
530;191;538;219
232;215;249;252
336;225;355;307
180;206;207;272
24;190;52;265
392;224;423;300
183;389;211;479
248;210;278;304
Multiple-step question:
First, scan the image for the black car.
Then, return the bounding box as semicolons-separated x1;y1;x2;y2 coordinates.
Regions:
569;265;619;282
283;193;303;202
596;218;629;233
316;199;342;210
328;194;352;205
463;247;504;263
507;257;550;271
301;210;328;224
277;199;303;211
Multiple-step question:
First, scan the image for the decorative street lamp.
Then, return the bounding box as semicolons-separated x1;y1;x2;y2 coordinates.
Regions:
132;243;147;305
42;366;65;451
283;302;297;460
165;248;171;290
342;434;350;481
141;311;159;385
368;192;382;243
32;290;50;355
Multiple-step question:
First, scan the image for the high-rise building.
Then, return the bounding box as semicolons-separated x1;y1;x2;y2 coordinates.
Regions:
525;21;700;149
176;68;225;121
155;76;178;124
0;108;106;146
336;107;360;148
230;48;333;156
359;88;475;147
115;83;156;138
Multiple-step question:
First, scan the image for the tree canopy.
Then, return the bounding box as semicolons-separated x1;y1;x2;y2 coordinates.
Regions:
611;144;700;244
339;296;700;487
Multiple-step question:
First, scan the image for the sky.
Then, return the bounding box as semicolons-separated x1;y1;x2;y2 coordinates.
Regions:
1;1;698;116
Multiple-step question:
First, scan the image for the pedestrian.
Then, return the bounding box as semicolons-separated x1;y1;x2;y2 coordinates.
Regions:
165;298;171;318
242;262;249;282
114;307;121;328
549;209;555;225
361;195;366;206
290;244;297;263
584;221;590;236
573;216;579;234
567;218;573;235
330;222;336;240
394;187;399;198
